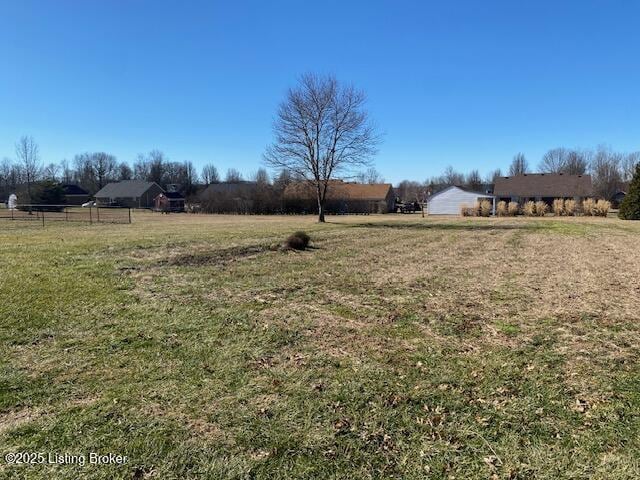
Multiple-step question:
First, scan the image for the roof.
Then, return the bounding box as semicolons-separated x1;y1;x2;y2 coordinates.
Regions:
493;173;593;198
428;185;494;201
284;180;393;201
95;180;163;198
62;184;89;196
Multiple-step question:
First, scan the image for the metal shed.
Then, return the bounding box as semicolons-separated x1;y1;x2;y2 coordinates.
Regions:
426;186;495;215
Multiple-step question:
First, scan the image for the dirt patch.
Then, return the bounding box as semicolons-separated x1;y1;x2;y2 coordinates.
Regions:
0;407;43;435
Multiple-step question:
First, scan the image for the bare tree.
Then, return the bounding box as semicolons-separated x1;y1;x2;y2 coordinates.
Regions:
508;153;528;176
59;159;73;183
15;135;41;203
590;146;622;200
264;73;379;222
465;169;483;191
118;162;133;180
563;150;588;175
355;167;384;184
42;163;60;181
225;168;243;182
539;148;568;173
485;168;502;184
201;164;220;184
621;152;640;182
442;166;464;185
90;152;117;189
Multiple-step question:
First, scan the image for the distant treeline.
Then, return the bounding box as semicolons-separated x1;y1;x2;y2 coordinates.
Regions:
2;136;638;205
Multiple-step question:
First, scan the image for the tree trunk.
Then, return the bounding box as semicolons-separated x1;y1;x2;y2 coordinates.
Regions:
317;197;325;223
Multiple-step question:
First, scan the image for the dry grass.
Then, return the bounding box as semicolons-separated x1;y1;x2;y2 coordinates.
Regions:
565;199;577;216
534;201;549;216
523;201;536;216
583;198;596;216
1;212;640;479
479;199;492;217
507;201;519;216
496;201;508;217
553;198;565;216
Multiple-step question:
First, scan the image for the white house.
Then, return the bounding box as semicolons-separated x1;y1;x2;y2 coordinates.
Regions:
426;186;495;215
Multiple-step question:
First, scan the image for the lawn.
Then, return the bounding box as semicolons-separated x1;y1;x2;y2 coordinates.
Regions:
1;212;639;479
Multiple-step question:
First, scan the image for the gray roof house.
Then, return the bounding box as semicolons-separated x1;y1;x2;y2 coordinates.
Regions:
493;173;593;203
426;185;495;215
94;180;164;208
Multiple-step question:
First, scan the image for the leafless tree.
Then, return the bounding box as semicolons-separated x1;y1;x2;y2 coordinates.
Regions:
590;146;622;200
485;168;502;184
563;150;588;175
621;152;640;182
443;166;464;185
42;163;60;181
264;73;379;222
15;135;41;203
59;159;73;183
539;148;568;173
465;169;483;191
225;168;243;182
118;162;133;180
201;164;220;184
508;153;528;176
91;152;117;189
355;167;384;184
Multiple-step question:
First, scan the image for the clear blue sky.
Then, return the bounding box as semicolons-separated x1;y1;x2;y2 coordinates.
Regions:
1;0;639;183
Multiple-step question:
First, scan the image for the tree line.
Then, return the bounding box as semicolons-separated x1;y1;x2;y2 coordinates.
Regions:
2;136;638;207
395;147;639;202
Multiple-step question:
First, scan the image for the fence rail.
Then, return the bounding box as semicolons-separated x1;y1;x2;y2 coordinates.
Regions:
0;205;131;225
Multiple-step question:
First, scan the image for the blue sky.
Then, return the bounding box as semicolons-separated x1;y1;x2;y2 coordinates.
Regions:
1;0;639;183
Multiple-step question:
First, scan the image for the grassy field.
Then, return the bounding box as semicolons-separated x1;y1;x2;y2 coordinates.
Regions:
1;212;640;479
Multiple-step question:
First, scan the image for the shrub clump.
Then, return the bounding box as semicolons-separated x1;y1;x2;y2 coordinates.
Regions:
460;204;475;217
552;198;564;216
594;199;611;217
479;200;492;217
564;199;577;216
619;162;640;220
283;231;311;250
496;201;508;217
507;201;519;216
582;198;596;216
523;201;536;216
534;201;549;216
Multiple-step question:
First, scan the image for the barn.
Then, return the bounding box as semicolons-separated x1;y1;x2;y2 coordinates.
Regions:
154;191;185;212
426;185;495;215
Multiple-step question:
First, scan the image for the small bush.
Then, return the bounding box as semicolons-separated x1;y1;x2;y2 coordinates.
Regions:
594;199;611;217
619;162;640;220
564;199;577;216
535;201;549;216
460;204;475;217
479;200;492;217
507;201;519;216
582;198;596;216
284;231;310;250
496;201;508;217
523;201;536;216
552;198;564;216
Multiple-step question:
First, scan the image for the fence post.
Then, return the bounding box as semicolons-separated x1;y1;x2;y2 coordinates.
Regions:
96;205;100;223
128;208;131;224
89;206;93;224
42;210;45;227
65;207;68;222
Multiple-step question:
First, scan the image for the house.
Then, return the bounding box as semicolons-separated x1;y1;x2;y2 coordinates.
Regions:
611;182;630;208
61;184;90;205
94;180;164;208
426;185;495;215
201;182;263;213
154;191;185;212
283;180;395;214
494;173;593;205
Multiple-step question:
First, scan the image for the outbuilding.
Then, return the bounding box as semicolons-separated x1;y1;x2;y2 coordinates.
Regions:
426;185;495;215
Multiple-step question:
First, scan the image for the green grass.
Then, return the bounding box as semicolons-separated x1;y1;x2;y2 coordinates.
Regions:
1;213;640;479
